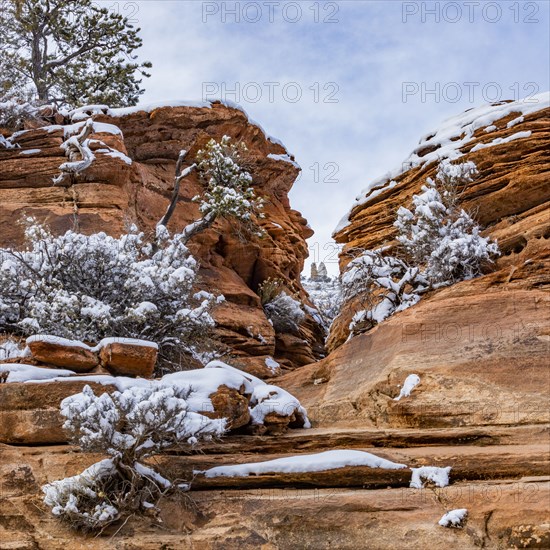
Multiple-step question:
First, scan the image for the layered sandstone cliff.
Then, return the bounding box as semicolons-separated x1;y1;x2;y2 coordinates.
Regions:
0;101;324;373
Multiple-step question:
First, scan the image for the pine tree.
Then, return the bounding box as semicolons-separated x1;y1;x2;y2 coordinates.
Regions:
0;0;151;107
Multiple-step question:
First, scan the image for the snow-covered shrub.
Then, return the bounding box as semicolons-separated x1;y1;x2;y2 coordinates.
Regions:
0;220;219;371
343;250;427;333
343;160;499;336
264;292;305;333
194;136;265;236
257;277;284;306
0;99;38;130
43;384;225;531
258;278;305;333
395;160;499;284
302;277;342;331
160;136;265;246
0;338;26;361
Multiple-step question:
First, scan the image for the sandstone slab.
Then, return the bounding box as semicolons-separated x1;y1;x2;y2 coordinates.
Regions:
98;338;158;377
27;338;98;373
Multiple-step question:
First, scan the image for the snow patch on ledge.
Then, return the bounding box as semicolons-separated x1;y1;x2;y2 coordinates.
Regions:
197;449;408;478
470;130;532;152
92;337;158;351
267;153;301;170
439;508;468;528
334;91;550;236
394;374;420;401
0;363;75;383
410;466;451;488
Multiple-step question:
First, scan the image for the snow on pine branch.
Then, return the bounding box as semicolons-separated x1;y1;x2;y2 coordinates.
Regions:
343;249;427;334
155;136;265;246
0;219;220;372
193;136;265;237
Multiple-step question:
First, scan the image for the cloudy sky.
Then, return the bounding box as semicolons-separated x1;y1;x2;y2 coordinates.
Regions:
122;0;549;275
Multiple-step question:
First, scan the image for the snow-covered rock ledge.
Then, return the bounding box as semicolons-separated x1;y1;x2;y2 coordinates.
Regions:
0;360;310;444
192;449;452;491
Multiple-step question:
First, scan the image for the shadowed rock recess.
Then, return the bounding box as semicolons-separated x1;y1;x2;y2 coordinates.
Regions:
1;100;549;549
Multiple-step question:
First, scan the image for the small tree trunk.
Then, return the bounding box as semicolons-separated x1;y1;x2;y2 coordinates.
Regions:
180;211;217;245
157;150;196;229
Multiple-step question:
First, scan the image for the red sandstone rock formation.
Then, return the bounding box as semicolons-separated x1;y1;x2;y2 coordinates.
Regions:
0;102;325;371
0;99;548;549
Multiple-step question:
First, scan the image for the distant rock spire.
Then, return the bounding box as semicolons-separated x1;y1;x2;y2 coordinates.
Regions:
310;262;319;281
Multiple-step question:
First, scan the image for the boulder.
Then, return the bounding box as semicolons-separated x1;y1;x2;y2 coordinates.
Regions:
26;337;98;372
98;338;158;377
202;384;250;430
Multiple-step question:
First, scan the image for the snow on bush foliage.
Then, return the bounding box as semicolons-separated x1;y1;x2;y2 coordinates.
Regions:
343;250;427;333
43;383;225;531
0;339;26;361
395;160;499;284
0;99;39;130
194;135;264;235
263;292;305;333
0;219;218;371
61;384;225;458
343;161;499;335
302;275;342;331
257;277;305;334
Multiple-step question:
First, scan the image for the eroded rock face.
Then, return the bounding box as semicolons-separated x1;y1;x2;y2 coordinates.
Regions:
0;102;323;370
280;268;549;430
